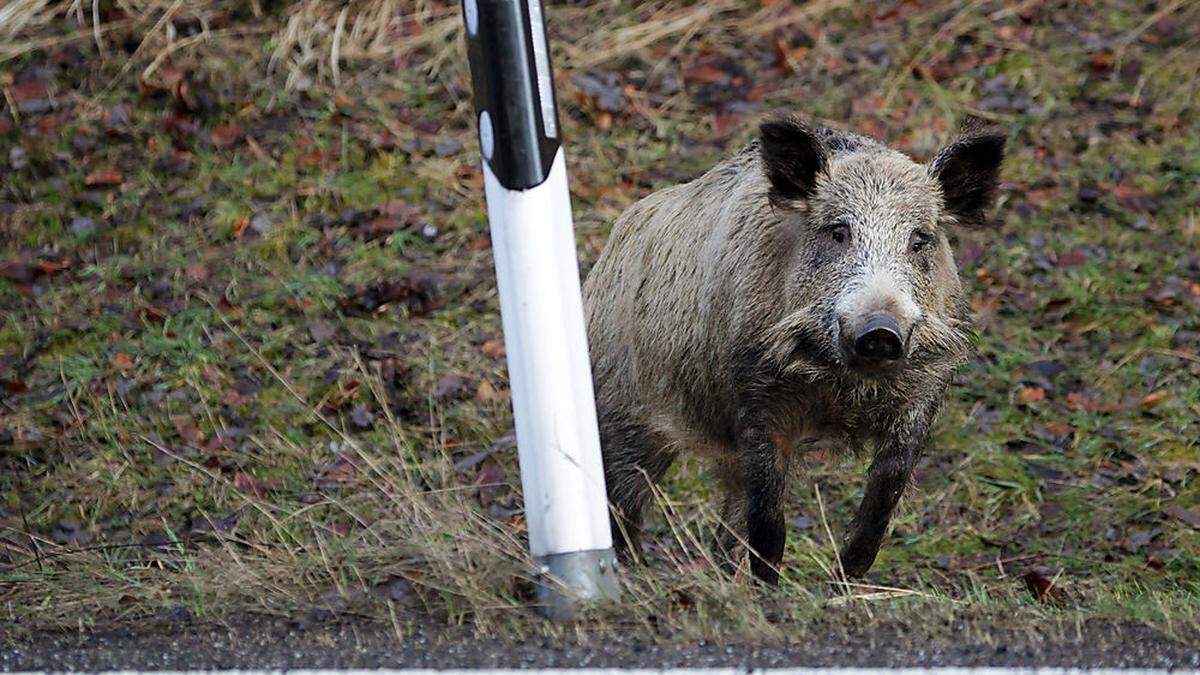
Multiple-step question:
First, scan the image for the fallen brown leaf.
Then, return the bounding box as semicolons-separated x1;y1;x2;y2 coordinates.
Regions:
1021;566;1067;604
233;215;250;238
1056;247;1091;268
211;124;243;149
12;78;49;104
343;274;449;317
681;63;728;84
184;263;209;282
84;169;123;187
1165;504;1200;530
475;378;507;404
296;150;325;168
433;374;468;401
1139;390;1169;409
234;471;281;497
474;459;507;507
113;353;134;371
314;453;359;489
1042;422;1074;437
481;339;506;359
1019;386;1046;403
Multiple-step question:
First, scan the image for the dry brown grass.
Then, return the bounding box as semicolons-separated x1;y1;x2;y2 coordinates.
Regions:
0;0;888;92
1;1;426;86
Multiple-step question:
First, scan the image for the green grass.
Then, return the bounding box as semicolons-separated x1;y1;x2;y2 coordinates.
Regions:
1;0;1199;645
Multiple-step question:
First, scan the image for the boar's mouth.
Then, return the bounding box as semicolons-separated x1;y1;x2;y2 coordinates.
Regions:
902;315;974;370
766;306;973;383
844;355;906;377
786;334;840;370
762;309;840;373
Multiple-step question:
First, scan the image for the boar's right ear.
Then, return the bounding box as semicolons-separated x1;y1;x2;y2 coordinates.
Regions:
929;121;1006;226
759;114;827;207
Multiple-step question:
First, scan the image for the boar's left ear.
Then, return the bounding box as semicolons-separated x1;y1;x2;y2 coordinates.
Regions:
760;113;828;207
928;123;1006;226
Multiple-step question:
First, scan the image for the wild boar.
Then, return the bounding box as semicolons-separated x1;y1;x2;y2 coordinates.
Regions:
583;113;1005;583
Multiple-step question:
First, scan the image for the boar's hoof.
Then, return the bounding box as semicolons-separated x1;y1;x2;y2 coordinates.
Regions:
750;557;781;586
837;547;878;579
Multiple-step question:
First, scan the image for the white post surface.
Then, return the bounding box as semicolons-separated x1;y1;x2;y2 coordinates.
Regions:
482;149;618;614
463;0;618;618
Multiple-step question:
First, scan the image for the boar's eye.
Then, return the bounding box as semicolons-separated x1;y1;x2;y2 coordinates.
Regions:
828;222;851;244
910;229;934;253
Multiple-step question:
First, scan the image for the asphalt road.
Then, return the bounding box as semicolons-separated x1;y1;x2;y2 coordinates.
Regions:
3;615;1199;671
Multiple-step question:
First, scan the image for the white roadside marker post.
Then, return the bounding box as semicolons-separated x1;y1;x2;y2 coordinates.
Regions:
461;0;620;619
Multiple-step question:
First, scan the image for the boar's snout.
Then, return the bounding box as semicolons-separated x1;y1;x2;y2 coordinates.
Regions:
853;313;904;361
840;311;907;366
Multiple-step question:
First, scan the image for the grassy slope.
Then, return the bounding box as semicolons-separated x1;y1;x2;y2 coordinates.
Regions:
1;0;1199;643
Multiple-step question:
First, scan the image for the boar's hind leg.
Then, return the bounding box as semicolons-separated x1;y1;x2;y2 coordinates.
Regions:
738;421;786;585
602;422;675;562
838;405;936;578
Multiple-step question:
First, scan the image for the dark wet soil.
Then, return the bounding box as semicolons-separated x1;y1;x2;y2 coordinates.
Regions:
3;614;1199;670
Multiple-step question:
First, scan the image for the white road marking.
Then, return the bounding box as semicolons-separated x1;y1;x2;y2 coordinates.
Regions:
7;662;1190;667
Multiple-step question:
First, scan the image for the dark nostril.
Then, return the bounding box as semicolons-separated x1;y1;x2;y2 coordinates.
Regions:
853;315;903;361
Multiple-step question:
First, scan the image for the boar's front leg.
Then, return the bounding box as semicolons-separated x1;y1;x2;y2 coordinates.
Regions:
738;415;787;585
838;402;938;578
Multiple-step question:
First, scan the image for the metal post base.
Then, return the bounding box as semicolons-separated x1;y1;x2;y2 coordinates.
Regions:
534;548;620;620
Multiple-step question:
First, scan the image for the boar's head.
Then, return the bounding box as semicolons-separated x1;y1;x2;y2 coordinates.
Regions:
759;113;1004;378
